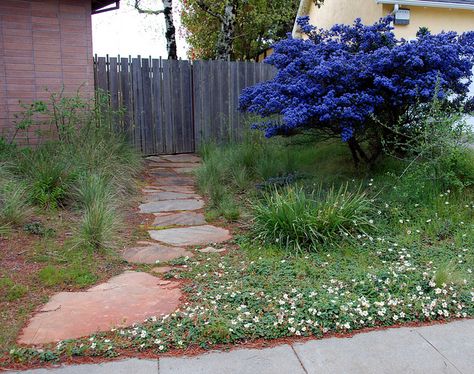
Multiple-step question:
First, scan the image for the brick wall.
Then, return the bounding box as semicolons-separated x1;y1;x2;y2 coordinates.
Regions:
0;0;94;144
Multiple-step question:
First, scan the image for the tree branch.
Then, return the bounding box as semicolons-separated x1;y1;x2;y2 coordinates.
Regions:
195;0;224;22
134;0;164;15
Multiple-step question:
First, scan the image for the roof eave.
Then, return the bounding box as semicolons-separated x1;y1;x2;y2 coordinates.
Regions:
376;0;474;11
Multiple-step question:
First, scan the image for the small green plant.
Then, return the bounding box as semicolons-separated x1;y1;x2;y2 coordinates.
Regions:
0;277;28;302
77;200;118;250
23;222;55;237
38;265;97;287
0;180;32;226
252;185;375;252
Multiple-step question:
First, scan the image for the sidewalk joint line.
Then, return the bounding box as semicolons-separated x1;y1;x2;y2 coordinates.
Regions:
415;331;464;374
290;344;309;374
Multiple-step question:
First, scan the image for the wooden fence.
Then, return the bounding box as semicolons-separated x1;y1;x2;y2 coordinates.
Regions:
94;56;276;155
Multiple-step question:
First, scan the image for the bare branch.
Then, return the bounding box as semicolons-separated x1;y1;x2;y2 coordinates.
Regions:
195;0;224;21
134;0;164;15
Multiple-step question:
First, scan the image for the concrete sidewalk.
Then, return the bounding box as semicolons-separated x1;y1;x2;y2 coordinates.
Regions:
9;320;473;374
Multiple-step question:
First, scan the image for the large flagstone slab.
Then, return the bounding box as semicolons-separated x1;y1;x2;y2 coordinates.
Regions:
149;162;201;169
160;154;201;163
153;176;195;186
142;185;197;194
149;225;231;246
123;242;193;264
18;272;181;345
152;212;207;227
139;199;204;213
142;191;200;202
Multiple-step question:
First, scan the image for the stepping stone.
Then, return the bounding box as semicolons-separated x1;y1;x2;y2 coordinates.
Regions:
152;212;207;227
149;225;231;246
146;156;167;163
142;191;200;202
153;176;195;186
149;169;177;178
123;243;192;264
149;162;201;169
18;272;181;345
142;186;197;194
199;246;227;253
173;167;196;174
152;266;173;274
139;199;204;213
160;154;201;163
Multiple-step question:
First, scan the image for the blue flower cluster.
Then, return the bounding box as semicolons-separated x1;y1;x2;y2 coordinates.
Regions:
239;17;474;142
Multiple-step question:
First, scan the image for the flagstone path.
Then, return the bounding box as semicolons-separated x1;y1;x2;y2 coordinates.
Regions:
18;154;231;346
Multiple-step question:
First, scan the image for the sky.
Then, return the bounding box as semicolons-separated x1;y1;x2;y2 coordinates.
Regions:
92;0;189;59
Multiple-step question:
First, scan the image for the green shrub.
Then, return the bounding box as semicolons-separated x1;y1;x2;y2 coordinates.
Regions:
38;265;97;287
16;146;72;209
0;180;32;226
252;185;375;252
77;199;118;250
0;277;27;302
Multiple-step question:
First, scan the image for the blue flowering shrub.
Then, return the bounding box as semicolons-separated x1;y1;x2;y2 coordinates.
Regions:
239;17;474;165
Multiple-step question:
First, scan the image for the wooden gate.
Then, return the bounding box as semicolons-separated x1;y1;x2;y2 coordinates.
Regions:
94;56;276;155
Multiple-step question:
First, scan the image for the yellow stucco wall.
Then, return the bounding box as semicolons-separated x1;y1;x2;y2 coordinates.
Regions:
381;5;474;39
306;0;474;39
308;0;383;29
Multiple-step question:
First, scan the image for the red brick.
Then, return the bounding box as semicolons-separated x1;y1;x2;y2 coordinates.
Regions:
33;43;61;52
3;42;34;51
34;50;61;59
32;16;59;25
3;28;32;37
35;64;62;72
35;71;62;78
5;63;34;71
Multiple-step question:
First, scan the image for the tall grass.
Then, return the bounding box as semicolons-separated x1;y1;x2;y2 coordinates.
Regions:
0;164;32;226
74;174;118;250
0;90;142;250
252;185;375;252
196;132;352;221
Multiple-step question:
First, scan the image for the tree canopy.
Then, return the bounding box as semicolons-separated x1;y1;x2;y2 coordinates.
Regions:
239;17;474;165
180;0;300;60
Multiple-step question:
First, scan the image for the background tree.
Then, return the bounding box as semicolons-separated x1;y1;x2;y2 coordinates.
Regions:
239;17;474;166
134;0;178;59
180;0;301;60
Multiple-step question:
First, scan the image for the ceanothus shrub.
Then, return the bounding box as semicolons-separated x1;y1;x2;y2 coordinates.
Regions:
239;17;474;165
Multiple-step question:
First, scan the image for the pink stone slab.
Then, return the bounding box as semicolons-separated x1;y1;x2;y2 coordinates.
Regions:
18;272;181;345
173;167;197;174
148;225;231;246
151;162;200;169
160;154;201;163
122;243;193;264
139;199;204;213
142;191;200;202
199;246;227;253
152;212;207;227
153;176;195;187
143;185;197;194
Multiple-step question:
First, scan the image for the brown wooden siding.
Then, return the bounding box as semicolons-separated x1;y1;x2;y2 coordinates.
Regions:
0;0;94;145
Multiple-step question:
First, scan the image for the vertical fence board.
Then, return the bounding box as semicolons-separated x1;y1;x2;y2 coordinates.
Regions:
120;58;132;139
192;60;202;149
152;58;164;154
180;60;194;152
161;59;174;154
96;57;108;91
141;58;153;154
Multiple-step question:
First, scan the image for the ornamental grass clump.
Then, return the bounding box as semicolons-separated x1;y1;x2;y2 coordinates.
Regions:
75;173;118;251
252;185;375;251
